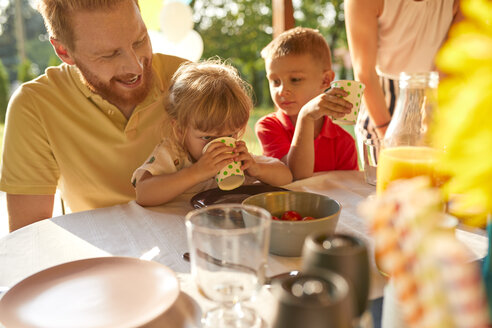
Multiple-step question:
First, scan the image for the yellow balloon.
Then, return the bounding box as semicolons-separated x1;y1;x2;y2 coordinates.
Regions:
139;0;163;31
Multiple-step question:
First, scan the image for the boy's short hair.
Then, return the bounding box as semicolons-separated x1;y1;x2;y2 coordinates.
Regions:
261;27;332;69
37;0;139;51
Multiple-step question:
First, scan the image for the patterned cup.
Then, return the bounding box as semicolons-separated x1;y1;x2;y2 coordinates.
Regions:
330;80;365;125
202;137;245;190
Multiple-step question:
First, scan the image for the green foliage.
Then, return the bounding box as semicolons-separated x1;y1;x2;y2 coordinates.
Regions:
17;59;36;83
193;0;352;107
0;59;9;123
0;0;51;82
48;54;62;67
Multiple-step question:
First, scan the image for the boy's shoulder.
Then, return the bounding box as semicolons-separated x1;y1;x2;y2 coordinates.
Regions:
256;110;292;131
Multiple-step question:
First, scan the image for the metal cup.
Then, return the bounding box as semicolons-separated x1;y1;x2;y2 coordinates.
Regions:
302;233;370;318
271;271;354;328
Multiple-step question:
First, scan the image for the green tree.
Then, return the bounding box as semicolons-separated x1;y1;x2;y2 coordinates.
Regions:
17;58;36;82
0;0;54;82
0;59;9;122
194;0;273;106
192;0;351;107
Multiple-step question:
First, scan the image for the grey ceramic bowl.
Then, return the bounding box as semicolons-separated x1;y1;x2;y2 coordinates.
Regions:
242;191;341;257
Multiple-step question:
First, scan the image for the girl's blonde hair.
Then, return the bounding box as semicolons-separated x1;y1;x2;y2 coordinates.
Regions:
165;59;253;150
37;0;139;51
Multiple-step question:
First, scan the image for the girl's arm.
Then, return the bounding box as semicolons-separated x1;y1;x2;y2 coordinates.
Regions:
135;143;235;206
135;166;205;206
344;0;389;138
234;141;293;186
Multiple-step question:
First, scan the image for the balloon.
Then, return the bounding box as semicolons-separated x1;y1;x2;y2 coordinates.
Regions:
175;30;204;62
149;29;203;62
148;30;170;54
160;2;193;43
139;0;163;31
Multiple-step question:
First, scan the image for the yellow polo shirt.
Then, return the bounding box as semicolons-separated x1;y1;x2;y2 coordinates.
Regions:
0;53;186;212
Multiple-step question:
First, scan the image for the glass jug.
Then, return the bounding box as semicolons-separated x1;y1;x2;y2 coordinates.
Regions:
377;72;441;194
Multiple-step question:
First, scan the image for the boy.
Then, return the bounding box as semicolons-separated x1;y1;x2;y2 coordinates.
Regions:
256;27;359;180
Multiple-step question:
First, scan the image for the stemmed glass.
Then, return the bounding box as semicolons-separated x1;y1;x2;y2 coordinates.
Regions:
185;204;271;328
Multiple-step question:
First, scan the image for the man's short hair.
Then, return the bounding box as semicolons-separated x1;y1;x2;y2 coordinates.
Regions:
37;0;140;51
261;26;332;69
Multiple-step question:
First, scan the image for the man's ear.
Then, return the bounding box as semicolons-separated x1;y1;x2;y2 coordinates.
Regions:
50;38;75;65
322;69;335;89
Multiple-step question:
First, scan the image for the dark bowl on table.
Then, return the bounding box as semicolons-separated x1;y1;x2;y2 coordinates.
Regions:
242;191;341;257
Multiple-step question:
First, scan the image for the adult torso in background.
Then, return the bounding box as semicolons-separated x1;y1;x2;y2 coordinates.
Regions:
376;0;455;79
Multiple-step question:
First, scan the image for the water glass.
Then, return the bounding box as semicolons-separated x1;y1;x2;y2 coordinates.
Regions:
363;138;381;186
185;204;271;328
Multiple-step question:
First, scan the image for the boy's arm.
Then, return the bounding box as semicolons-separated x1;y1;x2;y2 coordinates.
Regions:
287;113;317;180
288;91;352;180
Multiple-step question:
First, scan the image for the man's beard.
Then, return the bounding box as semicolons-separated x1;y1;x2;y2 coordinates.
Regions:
75;57;153;111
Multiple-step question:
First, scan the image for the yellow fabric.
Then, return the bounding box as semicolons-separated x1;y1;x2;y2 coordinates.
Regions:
0;53;186;212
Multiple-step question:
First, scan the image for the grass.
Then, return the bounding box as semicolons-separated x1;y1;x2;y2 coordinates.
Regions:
244;106;274;155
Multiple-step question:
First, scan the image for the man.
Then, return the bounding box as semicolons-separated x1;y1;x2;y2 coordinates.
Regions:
0;0;186;231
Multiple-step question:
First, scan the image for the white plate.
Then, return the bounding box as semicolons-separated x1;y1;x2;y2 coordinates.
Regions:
0;257;180;328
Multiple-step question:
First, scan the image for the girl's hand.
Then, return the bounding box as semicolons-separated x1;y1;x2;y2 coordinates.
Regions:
192;142;235;181
300;87;353;121
233;140;261;177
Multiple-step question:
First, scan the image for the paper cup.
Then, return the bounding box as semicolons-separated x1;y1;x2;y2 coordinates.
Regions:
330;80;365;125
202;137;245;191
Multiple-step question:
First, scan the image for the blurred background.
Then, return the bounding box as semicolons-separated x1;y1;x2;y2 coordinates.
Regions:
0;0;355;236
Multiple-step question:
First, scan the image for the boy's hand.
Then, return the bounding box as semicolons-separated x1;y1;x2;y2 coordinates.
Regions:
299;87;353;121
191;142;235;181
233;140;261;177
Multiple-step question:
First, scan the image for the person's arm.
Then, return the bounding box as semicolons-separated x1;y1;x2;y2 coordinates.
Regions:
135;142;235;206
234;141;293;186
288;88;351;180
345;0;389;138
7;194;54;232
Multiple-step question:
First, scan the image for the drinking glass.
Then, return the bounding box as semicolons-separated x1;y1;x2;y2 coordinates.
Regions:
376;71;446;194
363;138;381;186
376;143;441;194
185;204;271;328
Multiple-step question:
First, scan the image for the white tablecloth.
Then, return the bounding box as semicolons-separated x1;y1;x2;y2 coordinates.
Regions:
0;171;487;327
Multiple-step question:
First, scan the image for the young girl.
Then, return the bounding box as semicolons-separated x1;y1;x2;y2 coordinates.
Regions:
132;60;293;206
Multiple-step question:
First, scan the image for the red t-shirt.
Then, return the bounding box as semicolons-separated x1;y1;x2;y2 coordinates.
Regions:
255;110;359;172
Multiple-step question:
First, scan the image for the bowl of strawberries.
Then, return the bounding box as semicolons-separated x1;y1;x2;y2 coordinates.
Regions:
242;191;341;257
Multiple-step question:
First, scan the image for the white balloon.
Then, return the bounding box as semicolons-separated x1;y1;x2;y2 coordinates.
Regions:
149;29;203;62
160;2;193;43
175;30;204;62
148;30;171;54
